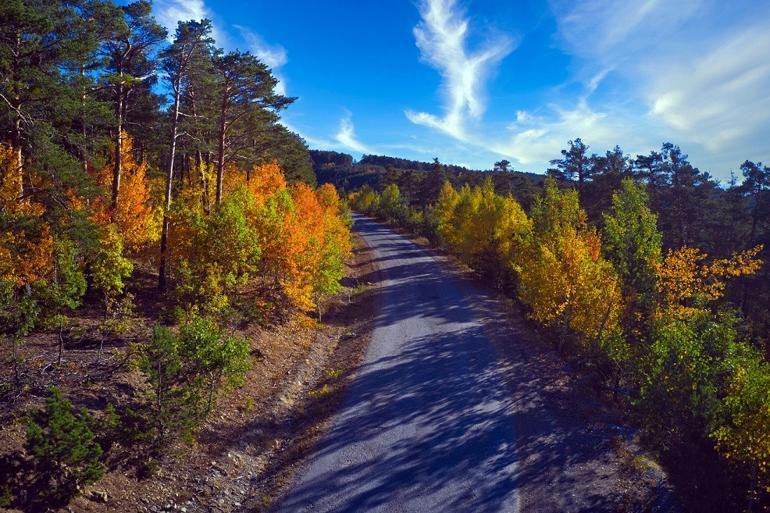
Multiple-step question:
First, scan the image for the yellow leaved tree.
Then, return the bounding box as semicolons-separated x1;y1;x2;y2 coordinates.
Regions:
515;177;624;352
655;245;763;318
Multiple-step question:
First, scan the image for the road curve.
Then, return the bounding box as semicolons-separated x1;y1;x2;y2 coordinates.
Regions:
276;214;657;513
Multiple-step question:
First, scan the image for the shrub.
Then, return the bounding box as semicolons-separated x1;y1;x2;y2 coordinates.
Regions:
137;314;251;444
25;387;104;502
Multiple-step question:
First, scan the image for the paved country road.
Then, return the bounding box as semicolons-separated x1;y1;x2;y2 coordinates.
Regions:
275;214;672;513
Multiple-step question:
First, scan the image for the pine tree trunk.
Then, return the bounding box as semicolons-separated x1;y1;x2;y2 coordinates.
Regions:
203;151;212;214
112;66;124;210
81;65;88;175
159;80;181;290
13;116;23;199
12;31;23;199
216;106;226;207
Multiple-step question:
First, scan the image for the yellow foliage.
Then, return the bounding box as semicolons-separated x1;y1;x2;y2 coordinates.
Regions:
515;178;623;346
656;245;764;317
517;226;623;344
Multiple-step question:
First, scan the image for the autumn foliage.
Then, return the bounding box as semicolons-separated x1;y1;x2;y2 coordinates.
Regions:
92;133;160;251
168;162;351;315
351;175;770;502
0;144;54;287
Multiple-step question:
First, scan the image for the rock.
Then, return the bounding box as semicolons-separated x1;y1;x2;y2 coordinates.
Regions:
90;490;109;503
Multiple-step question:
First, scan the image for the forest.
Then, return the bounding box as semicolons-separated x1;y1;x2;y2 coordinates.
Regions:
335;141;770;511
3;0;770;511
0;0;352;509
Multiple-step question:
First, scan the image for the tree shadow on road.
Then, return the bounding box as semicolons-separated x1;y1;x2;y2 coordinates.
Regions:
274;217;640;512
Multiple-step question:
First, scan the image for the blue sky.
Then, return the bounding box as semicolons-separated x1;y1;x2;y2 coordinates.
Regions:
152;0;770;179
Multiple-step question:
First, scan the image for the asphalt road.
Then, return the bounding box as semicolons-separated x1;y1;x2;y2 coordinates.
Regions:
276;214;658;513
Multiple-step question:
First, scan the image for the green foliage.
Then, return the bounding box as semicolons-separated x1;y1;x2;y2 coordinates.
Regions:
711;346;770;497
91;224;134;312
378;183;409;224
635;311;745;449
137;314;251;444
315;236;346;300
176;188;261;314
0;279;39;339
529;176;585;239
43;239;87;314
603;178;662;303
25;387;104;502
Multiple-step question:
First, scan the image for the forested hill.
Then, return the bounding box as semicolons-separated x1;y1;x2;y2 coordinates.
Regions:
0;4;351;510
311;149;546;209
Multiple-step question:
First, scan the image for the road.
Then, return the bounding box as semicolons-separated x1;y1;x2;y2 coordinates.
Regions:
276;214;665;513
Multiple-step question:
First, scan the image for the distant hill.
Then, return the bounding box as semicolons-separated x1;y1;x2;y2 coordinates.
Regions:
310;149;546;209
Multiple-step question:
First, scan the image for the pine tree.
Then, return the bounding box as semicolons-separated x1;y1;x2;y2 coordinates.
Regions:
101;0;165;209
211;50;292;206
158;20;215;290
26;386;104;502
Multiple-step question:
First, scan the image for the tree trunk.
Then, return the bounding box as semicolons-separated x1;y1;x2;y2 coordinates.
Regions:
158;80;181;290
11;32;23;199
12;115;23;199
215;106;226;207
112;67;124;210
81;65;88;175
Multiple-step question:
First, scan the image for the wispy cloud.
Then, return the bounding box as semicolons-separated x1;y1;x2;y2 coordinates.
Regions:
405;0;515;140
234;25;289;95
335;113;374;154
234;25;288;69
152;1;290;94
549;0;770;170
153;0;231;44
493;99;655;165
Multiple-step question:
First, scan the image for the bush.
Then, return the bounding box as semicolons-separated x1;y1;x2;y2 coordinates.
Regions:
174;188;261;315
137;314;251;445
25;386;104;502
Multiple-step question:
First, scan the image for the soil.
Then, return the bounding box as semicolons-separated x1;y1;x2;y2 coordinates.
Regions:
0;234;379;513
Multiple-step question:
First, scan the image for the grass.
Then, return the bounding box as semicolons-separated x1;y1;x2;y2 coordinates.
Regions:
307;384;334;399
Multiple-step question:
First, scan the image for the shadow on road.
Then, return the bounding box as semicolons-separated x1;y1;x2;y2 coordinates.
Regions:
275;216;633;513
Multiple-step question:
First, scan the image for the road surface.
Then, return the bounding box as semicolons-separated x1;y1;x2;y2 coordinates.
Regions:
276;214;664;513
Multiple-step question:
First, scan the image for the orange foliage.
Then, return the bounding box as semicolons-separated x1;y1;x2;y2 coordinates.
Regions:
223;162;286;207
0;144;54;286
93;133;158;250
169;162;351;312
281;183;326;308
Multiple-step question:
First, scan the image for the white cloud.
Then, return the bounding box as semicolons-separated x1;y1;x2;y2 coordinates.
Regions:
405;0;515;140
493;99;655;165
335;113;375;154
234;25;288;69
153;0;209;34
152;1;290;94
234;25;289;95
152;0;230;45
549;0;770;171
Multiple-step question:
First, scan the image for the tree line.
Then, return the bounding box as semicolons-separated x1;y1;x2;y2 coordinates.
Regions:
347;142;770;512
0;0;350;507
